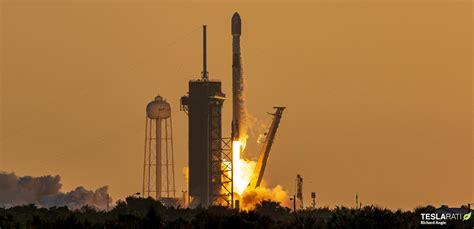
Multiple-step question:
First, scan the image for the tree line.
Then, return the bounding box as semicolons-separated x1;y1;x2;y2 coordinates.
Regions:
0;196;471;228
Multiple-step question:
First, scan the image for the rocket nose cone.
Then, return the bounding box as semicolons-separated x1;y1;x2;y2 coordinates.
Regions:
232;12;241;21
232;12;241;36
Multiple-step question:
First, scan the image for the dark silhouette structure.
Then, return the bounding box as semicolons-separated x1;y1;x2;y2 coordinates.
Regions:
231;12;246;141
2;197;470;228
181;26;232;207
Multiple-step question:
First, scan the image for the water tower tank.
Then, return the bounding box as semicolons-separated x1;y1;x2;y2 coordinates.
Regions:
146;96;171;119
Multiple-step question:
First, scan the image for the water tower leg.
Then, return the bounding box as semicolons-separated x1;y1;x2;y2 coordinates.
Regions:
156;118;162;199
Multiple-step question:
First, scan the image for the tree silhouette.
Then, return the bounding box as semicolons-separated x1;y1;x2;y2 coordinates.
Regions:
0;197;471;228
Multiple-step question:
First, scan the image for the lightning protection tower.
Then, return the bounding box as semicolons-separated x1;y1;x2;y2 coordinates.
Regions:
143;95;176;200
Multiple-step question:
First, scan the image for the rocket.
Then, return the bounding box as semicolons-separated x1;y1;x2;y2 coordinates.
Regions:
231;12;245;141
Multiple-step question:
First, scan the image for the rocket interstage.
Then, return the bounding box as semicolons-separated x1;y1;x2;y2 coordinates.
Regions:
232;12;246;142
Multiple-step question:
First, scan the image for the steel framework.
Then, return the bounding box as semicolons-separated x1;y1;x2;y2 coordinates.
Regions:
210;137;233;207
143;115;176;199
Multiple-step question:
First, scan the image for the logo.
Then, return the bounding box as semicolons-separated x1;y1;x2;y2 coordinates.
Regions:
420;206;472;225
463;212;471;221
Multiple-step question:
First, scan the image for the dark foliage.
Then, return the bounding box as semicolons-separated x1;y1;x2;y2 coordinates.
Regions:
0;198;472;228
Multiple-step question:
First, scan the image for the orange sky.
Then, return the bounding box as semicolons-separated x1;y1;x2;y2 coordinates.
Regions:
1;0;472;210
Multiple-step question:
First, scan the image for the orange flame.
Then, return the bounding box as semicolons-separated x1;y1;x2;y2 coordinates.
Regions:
232;140;256;196
230;137;290;210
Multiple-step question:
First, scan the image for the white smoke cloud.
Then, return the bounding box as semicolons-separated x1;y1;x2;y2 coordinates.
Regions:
0;172;110;210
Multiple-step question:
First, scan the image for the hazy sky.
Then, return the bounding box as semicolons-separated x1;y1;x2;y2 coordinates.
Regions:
1;0;472;210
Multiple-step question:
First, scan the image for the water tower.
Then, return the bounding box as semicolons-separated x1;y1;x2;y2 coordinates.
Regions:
143;95;176;200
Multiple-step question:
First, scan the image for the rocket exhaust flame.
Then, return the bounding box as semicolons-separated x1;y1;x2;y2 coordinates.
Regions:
232;140;256;196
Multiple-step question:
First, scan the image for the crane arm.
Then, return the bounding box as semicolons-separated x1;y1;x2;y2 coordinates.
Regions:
245;107;286;191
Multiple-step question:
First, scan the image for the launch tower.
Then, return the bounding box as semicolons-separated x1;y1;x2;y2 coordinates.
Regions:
181;26;233;207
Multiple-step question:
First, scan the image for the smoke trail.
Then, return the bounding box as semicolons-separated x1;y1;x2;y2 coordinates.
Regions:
0;172;110;210
41;186;109;210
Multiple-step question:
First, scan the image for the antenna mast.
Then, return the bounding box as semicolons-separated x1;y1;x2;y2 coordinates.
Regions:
201;25;208;80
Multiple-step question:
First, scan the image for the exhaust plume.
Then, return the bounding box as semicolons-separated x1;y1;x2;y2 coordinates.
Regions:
0;172;110;210
240;185;290;210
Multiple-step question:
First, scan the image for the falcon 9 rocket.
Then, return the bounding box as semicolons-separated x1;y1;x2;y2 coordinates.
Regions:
231;12;247;141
